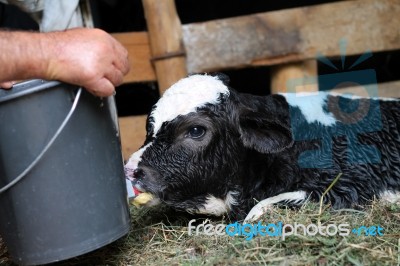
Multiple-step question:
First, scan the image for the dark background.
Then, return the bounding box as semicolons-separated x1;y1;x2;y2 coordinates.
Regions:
1;0;399;117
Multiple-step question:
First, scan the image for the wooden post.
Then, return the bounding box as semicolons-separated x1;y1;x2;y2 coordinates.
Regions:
119;115;148;160
142;0;187;94
270;60;318;94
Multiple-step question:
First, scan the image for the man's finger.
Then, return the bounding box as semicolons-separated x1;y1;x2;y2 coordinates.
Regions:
106;66;125;87
111;39;130;75
86;77;115;97
0;81;15;89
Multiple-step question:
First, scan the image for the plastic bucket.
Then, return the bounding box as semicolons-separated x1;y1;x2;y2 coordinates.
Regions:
0;80;130;265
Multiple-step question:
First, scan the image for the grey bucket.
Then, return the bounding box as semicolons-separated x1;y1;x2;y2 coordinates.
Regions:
0;80;130;265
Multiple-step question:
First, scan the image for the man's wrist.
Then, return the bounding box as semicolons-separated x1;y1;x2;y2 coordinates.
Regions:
0;30;52;82
35;31;58;80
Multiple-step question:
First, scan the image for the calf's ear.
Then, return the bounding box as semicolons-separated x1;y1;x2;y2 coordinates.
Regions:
239;111;293;154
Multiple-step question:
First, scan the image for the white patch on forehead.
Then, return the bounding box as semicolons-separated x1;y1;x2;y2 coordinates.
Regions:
280;92;336;126
245;191;307;222
150;75;230;136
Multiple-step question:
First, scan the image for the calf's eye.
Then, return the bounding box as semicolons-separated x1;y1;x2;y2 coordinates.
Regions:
187;126;206;139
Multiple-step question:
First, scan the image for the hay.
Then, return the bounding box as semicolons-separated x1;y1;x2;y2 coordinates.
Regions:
1;201;399;265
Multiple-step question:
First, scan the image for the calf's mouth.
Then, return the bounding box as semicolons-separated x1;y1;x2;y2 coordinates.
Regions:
125;166;161;207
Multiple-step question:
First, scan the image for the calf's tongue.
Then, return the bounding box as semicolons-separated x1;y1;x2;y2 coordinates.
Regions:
133;186;141;196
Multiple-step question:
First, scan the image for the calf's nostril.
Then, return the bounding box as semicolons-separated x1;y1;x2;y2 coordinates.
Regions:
133;168;145;179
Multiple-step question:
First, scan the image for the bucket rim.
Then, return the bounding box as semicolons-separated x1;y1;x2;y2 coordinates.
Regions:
0;79;61;103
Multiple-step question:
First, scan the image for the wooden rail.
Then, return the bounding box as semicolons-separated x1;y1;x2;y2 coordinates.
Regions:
183;0;400;73
112;32;155;83
113;0;400;84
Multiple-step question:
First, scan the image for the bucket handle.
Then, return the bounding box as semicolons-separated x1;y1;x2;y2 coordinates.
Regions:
0;88;83;194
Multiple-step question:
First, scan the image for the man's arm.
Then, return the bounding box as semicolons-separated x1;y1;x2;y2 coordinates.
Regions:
0;28;130;97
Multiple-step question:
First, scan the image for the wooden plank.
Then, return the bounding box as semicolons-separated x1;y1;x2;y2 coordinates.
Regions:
112;32;156;83
271;60;318;93
119;115;147;161
142;0;187;93
182;0;400;73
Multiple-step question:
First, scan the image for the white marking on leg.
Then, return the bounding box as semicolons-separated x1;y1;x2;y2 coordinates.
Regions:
196;196;227;216
244;191;307;223
195;191;239;216
281;92;336;126
225;191;239;208
379;190;400;203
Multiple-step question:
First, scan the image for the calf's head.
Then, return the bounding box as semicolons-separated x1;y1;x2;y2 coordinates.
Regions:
125;74;293;216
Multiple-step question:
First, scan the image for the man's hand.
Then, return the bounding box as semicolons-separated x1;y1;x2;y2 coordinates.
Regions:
0;28;130;97
43;28;130;97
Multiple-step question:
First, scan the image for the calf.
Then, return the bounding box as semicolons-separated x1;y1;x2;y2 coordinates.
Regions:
125;74;400;221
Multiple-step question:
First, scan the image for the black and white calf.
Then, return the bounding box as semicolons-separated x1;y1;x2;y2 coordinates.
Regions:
125;74;400;221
